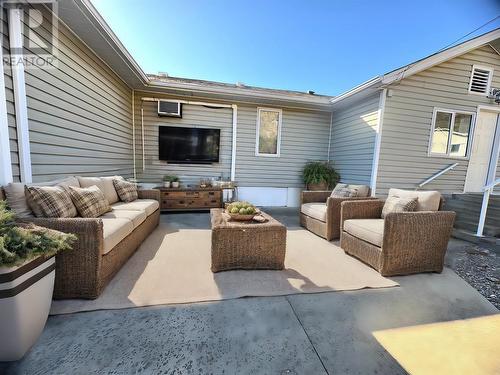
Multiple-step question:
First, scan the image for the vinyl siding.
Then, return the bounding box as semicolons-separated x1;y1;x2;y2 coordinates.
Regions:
235;105;331;188
20;8;133;182
329;93;380;185
2;9;19;182
134;92;332;188
376;45;500;196
134;92;233;186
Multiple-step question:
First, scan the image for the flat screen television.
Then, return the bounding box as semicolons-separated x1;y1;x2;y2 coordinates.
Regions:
159;126;220;164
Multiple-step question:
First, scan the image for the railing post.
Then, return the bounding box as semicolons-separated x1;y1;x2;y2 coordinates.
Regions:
476;188;491;237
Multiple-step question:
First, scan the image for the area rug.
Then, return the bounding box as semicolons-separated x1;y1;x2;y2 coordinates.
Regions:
50;219;398;315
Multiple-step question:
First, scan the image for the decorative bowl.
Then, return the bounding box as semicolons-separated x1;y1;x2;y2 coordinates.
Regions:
225;208;260;221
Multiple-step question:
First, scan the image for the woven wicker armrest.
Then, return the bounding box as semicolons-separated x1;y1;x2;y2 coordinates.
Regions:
138;189;160;201
381;211;456;274
301;190;332;204
19;217;105;299
340;199;384;221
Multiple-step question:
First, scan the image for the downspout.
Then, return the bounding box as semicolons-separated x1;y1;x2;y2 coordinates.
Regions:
369;88;387;197
327;111;333;162
132;89;136;180
230;104;238;181
9;8;32;183
141;105;145;171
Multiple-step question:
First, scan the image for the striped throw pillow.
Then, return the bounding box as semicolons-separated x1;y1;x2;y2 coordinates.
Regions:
68;185;111;218
25;186;77;218
113;179;138;202
381;196;418;218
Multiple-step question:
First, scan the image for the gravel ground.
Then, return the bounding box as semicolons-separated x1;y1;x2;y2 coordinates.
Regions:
446;240;500;309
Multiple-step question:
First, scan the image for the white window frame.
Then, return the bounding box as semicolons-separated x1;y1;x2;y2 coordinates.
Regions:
427;107;476;160
468;64;494;96
255;107;282;157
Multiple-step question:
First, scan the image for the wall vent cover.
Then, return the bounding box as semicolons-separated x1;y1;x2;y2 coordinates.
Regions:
158;100;182;117
468;65;493;95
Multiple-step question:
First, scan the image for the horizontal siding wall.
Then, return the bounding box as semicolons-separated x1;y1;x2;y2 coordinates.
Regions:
21;8;133;182
134;92;332;188
377;45;500;196
235;105;331;188
2;9;19;182
134;92;233;186
329;93;379;185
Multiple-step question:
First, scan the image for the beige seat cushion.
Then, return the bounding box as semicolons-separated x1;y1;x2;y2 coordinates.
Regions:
387;188;441;211
3;176;80;218
101;209;147;228
343;219;385;247
77;176;122;205
111;199;159;216
301;203;327;222
101;218;134;255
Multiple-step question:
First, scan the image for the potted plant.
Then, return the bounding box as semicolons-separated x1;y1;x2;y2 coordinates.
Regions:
170;175;180;188
162;175;172;188
302;161;340;191
0;201;76;361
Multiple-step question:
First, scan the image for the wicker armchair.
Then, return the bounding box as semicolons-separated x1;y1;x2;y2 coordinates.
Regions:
340;196;455;276
300;186;375;240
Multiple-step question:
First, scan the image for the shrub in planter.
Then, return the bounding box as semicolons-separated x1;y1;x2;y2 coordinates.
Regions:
302;161;340;191
0;201;76;361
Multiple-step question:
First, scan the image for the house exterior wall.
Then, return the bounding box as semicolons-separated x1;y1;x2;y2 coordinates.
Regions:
329;93;380;185
2;9;19;182
134;91;233;186
376;45;500;196
5;8;134;183
134;91;331;204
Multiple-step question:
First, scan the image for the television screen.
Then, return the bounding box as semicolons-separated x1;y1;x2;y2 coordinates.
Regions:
159;126;220;163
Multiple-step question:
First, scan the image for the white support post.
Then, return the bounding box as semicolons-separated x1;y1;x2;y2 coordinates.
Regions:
230;104;238;181
0;32;13;185
370;88;387;196
9;8;32;183
476;188;490;237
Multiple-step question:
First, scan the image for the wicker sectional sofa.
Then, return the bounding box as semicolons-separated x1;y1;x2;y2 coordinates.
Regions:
1;177;160;299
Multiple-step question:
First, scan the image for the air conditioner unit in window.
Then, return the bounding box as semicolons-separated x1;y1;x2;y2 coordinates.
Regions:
158;100;182;117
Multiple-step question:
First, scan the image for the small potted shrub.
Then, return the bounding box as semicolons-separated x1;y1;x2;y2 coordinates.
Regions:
302;161;340;191
163;175;172;188
170;175;180;188
0;201;76;361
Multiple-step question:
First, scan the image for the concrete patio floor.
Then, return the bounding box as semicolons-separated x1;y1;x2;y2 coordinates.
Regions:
1;208;498;374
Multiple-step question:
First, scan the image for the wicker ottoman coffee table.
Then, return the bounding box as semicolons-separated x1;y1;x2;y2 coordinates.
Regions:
210;208;287;272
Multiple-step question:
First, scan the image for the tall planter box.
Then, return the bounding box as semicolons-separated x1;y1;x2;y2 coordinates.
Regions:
0;256;55;361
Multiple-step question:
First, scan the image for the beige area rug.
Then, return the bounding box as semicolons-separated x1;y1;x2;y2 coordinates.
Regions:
50;221;398;315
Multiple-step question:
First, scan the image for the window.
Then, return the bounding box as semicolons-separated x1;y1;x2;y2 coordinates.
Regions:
468;65;493;95
429;109;475;158
256;108;282;156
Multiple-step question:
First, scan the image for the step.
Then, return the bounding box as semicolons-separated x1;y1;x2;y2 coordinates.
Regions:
452;229;500;252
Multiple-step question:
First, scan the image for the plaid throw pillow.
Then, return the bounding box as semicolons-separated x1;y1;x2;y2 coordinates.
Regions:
382;196;418;218
331;187;358;198
25;186;77;218
68;185;111;218
113;179;138;202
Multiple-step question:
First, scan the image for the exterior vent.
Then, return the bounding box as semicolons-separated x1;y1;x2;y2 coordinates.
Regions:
158;100;182;117
468;65;493;95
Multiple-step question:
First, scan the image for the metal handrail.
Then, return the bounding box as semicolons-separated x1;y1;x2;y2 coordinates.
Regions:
477;178;500;237
416;163;459;189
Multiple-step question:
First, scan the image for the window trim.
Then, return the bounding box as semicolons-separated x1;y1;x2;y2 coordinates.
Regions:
255;107;282;157
427;107;476;160
468;64;493;96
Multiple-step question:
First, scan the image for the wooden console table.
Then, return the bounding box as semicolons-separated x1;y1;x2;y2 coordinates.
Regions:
158;187;223;211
